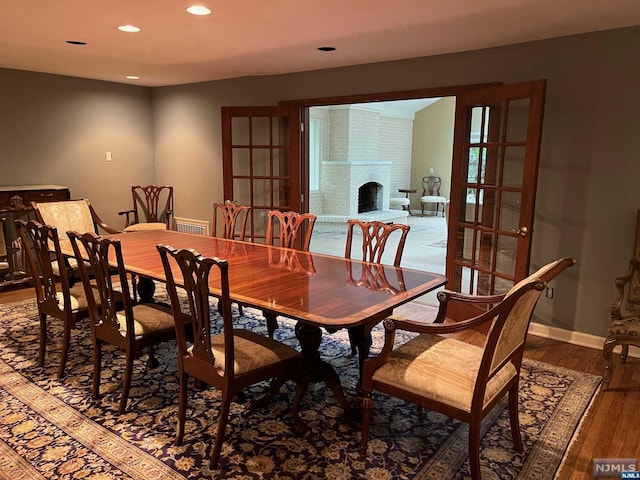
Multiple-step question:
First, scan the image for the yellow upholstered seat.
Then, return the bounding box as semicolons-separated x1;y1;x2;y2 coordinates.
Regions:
360;257;575;480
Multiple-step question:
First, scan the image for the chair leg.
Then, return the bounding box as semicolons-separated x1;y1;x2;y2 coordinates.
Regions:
210;395;232;470
621;344;630;363
347;328;358;356
92;341;102;400
147;345;159;368
469;418;482;480
119;349;135;413
508;384;524;453
38;312;47;367
265;312;278;338
602;335;617;390
57;321;72;378
175;372;189;446
360;393;373;457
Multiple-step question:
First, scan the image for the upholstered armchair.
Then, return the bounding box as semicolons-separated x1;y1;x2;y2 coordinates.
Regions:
119;185;173;232
360;257;575;480
603;210;640;389
32;198;120;278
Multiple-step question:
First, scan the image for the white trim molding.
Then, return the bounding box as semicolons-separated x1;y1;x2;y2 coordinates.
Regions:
529;322;640;359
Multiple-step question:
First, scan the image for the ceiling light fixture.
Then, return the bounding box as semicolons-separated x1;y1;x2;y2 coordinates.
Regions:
317;46;336;52
125;75;140;80
66;40;87;45
118;25;141;33
186;5;212;15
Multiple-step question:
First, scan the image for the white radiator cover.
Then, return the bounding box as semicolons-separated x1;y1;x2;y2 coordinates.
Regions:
173;217;210;236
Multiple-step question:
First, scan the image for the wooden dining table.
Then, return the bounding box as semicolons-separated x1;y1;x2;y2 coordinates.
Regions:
65;229;446;408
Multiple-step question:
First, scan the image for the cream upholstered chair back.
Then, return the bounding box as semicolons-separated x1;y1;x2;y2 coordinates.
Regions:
33;199;96;250
486;258;574;375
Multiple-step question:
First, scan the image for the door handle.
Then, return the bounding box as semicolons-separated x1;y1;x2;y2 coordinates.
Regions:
510;226;528;237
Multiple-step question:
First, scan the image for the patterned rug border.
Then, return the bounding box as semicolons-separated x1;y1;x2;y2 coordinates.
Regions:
0;297;601;479
0;358;185;480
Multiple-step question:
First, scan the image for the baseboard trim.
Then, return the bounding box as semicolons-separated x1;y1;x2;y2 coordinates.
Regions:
529;322;640;358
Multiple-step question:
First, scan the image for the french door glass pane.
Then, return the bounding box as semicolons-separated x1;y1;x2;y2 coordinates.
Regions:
231;117;249;144
232;148;250;176
503;146;526;188
495;234;517;279
252;148;271;176
252;117;271;145
506;98;530;142
499;191;521;232
253;179;272;207
232;179;251;204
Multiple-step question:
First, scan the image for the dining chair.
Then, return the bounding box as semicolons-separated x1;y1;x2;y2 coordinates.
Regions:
212;200;251;241
359;257;575;480
157;244;308;469
68;230;178;413
118;185;173;232
344;219;411;356
263;210;317;337
15;220;98;378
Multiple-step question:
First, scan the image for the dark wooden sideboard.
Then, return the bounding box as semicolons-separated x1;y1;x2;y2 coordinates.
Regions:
0;185;71;289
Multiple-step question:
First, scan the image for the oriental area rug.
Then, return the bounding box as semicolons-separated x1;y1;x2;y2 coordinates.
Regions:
0;295;600;479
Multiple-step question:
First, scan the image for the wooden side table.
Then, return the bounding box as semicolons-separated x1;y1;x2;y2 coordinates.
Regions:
398;189;416;215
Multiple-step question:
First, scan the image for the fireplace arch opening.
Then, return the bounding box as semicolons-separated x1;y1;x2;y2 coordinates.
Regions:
358;182;383;213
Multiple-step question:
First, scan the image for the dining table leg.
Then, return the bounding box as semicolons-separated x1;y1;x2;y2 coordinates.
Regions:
295;322;350;410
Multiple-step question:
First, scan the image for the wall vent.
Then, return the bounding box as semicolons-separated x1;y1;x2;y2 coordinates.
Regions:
173;217;210;236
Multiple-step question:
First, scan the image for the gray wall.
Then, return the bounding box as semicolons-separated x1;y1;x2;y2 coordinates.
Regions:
0;68;154;229
1;27;638;337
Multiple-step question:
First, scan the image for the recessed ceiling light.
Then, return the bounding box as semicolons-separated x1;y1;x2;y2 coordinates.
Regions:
125;75;140;80
186;5;212;15
118;25;141;33
317;46;336;52
66;40;87;45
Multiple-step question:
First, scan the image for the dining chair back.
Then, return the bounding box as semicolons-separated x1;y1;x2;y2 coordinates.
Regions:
157;244;308;469
345;219;410;267
212;200;251;241
344;219;411;356
68;230;176;413
359;257;575;480
32;198;120;279
119;185;173;231
263;210;317;337
265;210;316;251
15;220;94;378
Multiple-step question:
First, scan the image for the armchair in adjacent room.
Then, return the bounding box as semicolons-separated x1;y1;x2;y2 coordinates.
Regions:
420;175;448;216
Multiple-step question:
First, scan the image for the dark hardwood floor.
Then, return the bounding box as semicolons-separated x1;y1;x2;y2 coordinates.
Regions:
2;286;638;478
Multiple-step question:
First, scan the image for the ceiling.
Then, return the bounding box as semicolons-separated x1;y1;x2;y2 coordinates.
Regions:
1;0;639;87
